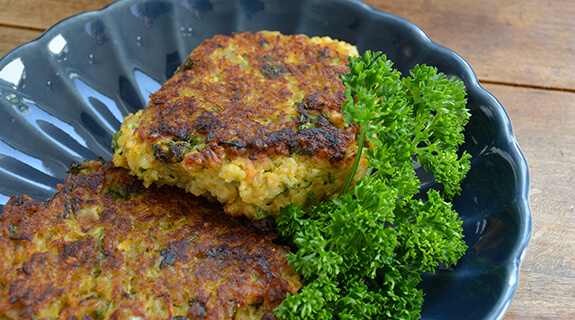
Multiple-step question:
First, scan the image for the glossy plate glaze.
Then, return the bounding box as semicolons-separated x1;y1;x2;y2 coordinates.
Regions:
0;0;531;319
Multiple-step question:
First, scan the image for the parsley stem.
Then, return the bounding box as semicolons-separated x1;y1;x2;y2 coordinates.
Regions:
341;127;367;195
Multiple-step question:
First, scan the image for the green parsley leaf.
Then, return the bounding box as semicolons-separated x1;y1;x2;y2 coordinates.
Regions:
275;51;470;319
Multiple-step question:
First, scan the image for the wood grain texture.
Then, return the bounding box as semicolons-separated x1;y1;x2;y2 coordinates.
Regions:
0;25;41;56
482;83;575;319
362;0;575;91
0;0;115;57
0;0;114;30
1;0;574;89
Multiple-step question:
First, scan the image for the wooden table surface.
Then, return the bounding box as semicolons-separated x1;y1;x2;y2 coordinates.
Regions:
0;0;573;319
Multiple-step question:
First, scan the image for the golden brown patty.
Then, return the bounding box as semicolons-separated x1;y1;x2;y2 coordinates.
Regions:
112;30;367;219
0;160;300;320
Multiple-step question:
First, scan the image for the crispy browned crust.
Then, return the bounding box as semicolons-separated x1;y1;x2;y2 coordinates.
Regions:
0;160;300;320
136;31;358;166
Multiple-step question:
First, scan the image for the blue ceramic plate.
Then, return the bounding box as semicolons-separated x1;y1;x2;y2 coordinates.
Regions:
0;0;531;319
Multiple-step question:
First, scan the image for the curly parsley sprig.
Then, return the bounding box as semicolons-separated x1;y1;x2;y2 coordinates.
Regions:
275;51;470;319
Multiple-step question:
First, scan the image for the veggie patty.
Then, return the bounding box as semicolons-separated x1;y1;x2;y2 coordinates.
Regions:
112;30;368;219
0;160;300;320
